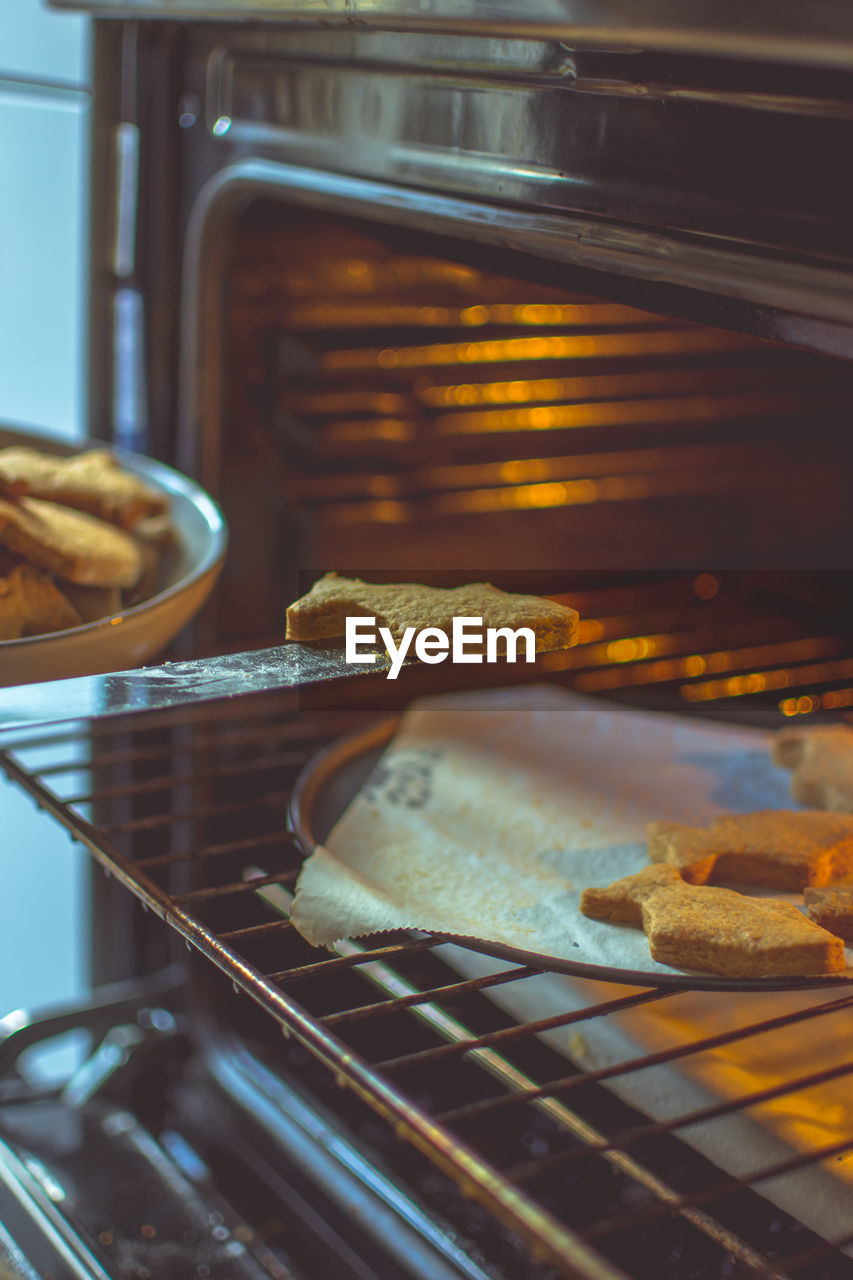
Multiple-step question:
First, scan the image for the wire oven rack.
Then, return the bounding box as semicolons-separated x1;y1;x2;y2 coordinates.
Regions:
3;687;853;1280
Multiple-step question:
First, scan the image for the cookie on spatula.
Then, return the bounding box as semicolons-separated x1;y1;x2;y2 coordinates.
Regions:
286;572;578;652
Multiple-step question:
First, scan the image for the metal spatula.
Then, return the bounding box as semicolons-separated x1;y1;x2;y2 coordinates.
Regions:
0;640;404;732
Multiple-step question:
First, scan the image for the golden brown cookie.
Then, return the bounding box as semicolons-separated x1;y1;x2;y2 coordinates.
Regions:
0;448;168;530
123;541;161;608
122;512;177;608
132;512;176;549
774;726;853;812
61;581;122;624
804;885;853;942
580;864;845;977
0;564;82;640
647;810;853;891
0;498;143;589
0;548;23;576
580;863;679;924
285;572;578;651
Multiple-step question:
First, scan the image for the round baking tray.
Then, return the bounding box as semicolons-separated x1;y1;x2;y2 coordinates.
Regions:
0;427;227;686
289;717;853;991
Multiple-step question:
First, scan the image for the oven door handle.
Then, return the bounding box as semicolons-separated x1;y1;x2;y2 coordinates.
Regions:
0;966;185;1081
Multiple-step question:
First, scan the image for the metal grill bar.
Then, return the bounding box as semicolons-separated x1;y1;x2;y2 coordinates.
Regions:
4;688;853;1280
0;740;630;1280
437;992;853;1123
74;719;350;772
250;883;794;1280
775;1228;853;1275
506;1057;853;1182
0;704;273;749
63;752;306;805
267;937;440;983
0;726;94;756
377;987;678;1071
174;869;301;903
320;965;538;1025
217;919;295;942
583;1134;853;1241
98;792;289;834
135;830;288;870
30;734;236;776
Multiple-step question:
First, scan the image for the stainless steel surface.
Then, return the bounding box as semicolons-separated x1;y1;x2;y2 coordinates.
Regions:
191;30;853;261
0;1139;112;1280
0;975;487;1280
111;122;139;280
87;21;853;458
207;1041;498;1280
0;1223;40;1280
0;643;387;732
112;287;148;453
47;0;853;71
0;990;282;1280
169;27;853;493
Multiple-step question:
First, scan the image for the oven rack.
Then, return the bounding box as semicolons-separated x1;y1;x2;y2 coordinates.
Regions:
3;699;853;1280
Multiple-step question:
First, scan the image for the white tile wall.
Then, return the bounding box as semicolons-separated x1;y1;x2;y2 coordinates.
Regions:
0;86;89;441
0;0;89;87
0;776;87;1016
0;0;89;443
0;1;91;1030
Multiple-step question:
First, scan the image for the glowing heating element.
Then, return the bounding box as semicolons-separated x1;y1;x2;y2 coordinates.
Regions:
419;368;827;408
431;391;798;436
684;656;853;702
572;637;841;693
781;688;853;716
282;300;662;330
322;327;746;371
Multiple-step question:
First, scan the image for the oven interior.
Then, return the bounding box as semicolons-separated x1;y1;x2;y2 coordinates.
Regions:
3;200;853;1279
211;204;853;635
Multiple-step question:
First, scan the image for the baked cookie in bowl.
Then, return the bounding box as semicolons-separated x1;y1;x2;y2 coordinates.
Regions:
0;427;227;686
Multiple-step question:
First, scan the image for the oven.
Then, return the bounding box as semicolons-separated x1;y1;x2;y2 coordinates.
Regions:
2;5;853;1278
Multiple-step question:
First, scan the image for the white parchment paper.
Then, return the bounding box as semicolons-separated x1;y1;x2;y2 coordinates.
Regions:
292;685;852;979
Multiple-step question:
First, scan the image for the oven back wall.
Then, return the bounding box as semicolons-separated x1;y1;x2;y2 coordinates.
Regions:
203;206;853;650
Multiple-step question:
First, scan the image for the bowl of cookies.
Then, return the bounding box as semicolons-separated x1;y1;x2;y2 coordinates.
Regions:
0;428;227;687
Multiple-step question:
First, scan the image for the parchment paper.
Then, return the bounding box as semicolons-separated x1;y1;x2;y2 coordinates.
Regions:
291;685;853;979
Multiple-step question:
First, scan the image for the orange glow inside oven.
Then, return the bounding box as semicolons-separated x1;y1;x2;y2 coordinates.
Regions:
220;211;853;680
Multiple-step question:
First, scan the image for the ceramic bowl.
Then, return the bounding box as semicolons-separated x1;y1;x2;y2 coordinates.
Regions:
0;428;227;687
